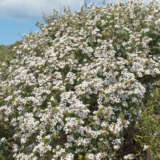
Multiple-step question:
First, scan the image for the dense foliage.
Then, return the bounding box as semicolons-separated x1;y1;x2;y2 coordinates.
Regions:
134;79;160;159
0;0;160;159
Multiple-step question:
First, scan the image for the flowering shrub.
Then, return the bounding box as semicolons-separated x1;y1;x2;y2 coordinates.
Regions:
1;0;160;159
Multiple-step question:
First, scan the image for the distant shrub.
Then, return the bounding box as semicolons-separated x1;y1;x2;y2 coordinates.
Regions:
0;0;160;159
0;45;12;62
0;41;21;63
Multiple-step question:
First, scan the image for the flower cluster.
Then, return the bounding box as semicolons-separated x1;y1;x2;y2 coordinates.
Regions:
0;0;160;159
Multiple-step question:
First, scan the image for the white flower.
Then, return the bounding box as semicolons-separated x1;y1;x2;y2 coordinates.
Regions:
155;18;160;25
124;154;135;160
143;145;149;151
65;153;74;160
0;137;6;143
113;145;120;150
86;153;95;160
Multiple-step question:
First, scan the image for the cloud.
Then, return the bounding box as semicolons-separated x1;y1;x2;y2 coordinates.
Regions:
0;0;84;20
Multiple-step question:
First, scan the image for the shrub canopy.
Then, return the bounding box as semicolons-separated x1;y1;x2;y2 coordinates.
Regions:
0;0;160;159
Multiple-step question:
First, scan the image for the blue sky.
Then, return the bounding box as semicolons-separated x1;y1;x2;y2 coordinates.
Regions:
0;0;152;45
0;0;85;45
0;18;39;45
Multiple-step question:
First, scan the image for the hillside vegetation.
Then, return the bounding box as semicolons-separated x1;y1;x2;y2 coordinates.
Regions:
0;0;160;159
0;41;21;62
0;45;12;61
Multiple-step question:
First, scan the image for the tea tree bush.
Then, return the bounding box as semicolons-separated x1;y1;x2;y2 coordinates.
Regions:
1;0;160;159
